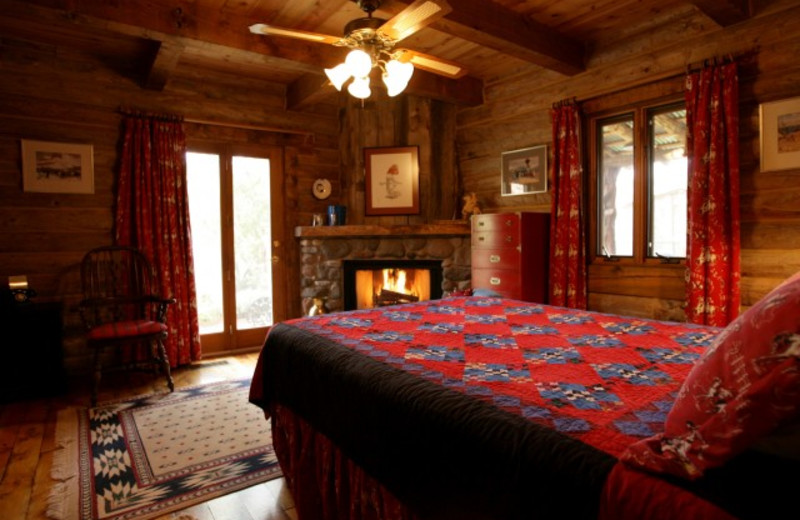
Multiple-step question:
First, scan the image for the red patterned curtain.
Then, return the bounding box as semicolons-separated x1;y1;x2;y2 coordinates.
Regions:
685;60;740;326
549;101;587;309
115;112;201;366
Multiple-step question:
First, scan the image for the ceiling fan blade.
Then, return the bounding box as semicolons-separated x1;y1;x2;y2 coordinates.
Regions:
379;0;452;42
249;23;341;45
395;48;467;79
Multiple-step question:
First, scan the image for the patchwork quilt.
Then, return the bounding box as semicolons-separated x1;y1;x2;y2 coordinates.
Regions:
286;296;718;458
251;296;750;519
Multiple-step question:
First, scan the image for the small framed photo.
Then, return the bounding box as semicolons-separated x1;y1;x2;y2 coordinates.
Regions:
364;146;420;215
21;139;94;194
501;145;547;196
760;97;800;172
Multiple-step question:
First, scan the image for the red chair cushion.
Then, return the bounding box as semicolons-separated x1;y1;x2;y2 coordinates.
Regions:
87;320;167;341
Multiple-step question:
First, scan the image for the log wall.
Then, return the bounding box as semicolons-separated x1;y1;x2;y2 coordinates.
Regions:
3;2;800;375
0;36;339;373
456;1;800;320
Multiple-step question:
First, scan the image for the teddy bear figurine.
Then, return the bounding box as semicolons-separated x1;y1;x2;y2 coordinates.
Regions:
461;192;482;220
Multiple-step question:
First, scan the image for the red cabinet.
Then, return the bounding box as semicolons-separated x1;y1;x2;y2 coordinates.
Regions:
470;212;549;303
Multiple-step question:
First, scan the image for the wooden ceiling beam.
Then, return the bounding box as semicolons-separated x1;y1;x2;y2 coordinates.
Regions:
392;0;585;76
286;74;336;110
17;0;482;106
144;39;184;90
690;0;752;26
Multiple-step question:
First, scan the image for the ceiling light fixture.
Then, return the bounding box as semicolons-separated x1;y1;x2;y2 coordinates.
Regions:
324;4;416;99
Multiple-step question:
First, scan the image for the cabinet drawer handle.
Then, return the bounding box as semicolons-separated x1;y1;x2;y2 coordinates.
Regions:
505;236;512;243
490;277;501;285
478;236;485;242
478;220;486;227
489;254;500;263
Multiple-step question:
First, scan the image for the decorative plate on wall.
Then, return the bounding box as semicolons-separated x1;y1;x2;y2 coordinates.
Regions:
312;178;332;200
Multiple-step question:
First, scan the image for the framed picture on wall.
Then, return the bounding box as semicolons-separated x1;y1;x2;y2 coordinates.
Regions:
501;145;548;196
364;146;420;215
21;139;94;194
760;96;800;172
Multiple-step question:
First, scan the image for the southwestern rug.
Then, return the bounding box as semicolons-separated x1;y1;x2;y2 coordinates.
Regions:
48;379;282;520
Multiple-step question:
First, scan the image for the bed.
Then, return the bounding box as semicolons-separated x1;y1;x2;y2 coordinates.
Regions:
249;276;800;520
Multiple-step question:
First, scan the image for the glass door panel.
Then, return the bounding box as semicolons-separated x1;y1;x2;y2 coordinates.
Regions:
232;156;273;329
186;152;224;334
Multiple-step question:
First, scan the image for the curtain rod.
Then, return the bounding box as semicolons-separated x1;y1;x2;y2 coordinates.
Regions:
117;107;313;136
183;116;314;136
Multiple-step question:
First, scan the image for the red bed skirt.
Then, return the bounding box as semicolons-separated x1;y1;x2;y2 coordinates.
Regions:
270;403;735;520
270;402;419;520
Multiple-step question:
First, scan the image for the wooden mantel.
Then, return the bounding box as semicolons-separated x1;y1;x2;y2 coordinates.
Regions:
295;222;470;239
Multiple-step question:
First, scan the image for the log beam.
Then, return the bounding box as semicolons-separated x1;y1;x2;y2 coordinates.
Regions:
690;0;752;27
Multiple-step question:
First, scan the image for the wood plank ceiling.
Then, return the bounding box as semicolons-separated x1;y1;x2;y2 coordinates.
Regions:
3;0;753;108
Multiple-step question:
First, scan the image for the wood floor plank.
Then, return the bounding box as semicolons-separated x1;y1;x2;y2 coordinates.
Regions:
0;353;295;520
0;400;48;520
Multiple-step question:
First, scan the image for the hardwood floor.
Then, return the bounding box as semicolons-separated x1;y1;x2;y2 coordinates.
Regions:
0;352;297;520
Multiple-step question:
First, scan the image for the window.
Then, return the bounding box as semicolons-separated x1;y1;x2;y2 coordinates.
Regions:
591;101;687;264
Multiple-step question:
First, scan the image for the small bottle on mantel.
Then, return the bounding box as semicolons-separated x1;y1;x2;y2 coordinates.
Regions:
308;297;328;316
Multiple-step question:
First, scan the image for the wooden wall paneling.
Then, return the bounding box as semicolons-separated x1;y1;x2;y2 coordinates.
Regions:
588;264;685;301
430;100;458;220
0;34;340;374
407;96;431;226
456;3;800;319
588;292;686;322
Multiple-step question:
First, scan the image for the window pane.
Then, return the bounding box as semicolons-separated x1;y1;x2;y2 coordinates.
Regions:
232;156;273;329
598;117;634;257
649;108;687;258
186;152;224;334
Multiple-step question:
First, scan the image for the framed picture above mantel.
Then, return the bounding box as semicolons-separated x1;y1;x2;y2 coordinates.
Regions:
364;146;420;216
501;145;548;196
21;139;94;194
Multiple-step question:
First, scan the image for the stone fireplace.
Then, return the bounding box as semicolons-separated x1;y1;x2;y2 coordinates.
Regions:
297;223;471;315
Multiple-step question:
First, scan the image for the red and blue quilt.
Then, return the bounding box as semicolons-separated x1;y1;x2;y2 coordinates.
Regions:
251;296;757;519
285;296;716;458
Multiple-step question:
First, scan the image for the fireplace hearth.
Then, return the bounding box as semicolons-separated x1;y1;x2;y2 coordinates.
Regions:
296;223;471;315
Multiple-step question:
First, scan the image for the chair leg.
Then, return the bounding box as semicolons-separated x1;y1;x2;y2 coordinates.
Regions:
91;346;102;407
155;338;174;392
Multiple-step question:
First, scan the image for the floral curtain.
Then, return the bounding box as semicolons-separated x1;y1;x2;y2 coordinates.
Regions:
549;101;587;309
685;60;741;326
115;112;201;366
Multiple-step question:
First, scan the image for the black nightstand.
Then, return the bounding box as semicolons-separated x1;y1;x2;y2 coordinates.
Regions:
1;297;66;402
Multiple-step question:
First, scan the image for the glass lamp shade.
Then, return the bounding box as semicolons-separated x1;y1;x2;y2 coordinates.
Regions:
324;63;352;91
344;49;373;78
383;59;414;97
347;76;371;99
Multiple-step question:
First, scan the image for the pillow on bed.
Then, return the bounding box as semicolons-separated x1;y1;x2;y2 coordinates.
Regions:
622;271;800;479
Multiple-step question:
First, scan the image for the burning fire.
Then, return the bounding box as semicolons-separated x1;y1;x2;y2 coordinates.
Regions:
380;269;416;297
354;267;431;309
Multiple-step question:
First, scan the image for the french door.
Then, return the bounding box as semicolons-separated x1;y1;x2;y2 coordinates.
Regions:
186;144;286;354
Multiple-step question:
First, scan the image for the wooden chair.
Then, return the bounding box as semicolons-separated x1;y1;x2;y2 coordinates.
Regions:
79;246;175;406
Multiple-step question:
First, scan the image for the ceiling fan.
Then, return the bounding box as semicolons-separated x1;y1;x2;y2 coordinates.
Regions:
249;0;467;98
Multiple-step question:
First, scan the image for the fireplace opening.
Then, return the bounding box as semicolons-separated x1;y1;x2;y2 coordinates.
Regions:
343;260;443;310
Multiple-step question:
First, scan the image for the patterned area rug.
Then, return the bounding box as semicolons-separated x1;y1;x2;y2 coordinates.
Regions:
48;379;281;520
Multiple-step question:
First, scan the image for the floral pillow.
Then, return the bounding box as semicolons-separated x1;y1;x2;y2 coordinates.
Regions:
622;271;800;479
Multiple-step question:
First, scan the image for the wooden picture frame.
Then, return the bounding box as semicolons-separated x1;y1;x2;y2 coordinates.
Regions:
760;97;800;172
21;139;94;194
501;145;548;196
364;146;420;215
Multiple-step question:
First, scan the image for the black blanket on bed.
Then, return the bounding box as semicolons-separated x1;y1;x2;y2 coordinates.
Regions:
252;321;616;519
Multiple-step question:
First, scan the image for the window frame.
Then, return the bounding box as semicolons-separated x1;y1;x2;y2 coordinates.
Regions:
587;95;687;267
